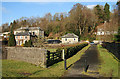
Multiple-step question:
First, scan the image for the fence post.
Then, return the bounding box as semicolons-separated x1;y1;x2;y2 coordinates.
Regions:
52;53;54;60
47;51;50;60
62;49;67;70
62;49;65;60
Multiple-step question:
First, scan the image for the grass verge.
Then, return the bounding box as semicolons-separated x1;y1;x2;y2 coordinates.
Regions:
47;48;57;52
2;45;90;77
97;44;119;78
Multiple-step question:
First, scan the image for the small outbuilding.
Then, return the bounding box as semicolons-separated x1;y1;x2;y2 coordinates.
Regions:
61;33;79;44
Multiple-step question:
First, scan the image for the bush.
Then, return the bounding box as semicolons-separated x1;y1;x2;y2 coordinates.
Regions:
55;42;88;59
47;42;88;67
114;26;120;42
21;43;24;47
2;38;8;45
49;37;53;39
24;40;33;47
65;42;88;59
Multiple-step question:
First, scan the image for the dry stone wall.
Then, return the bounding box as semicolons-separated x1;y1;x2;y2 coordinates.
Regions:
4;47;47;68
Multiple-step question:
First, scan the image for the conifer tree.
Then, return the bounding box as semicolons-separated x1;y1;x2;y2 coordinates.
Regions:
104;3;110;22
94;5;104;23
8;25;16;46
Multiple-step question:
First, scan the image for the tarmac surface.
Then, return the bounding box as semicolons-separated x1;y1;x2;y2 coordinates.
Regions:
63;44;101;78
0;41;2;59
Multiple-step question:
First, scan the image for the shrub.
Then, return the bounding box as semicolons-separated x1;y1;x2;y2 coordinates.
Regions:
55;42;88;59
65;42;88;59
21;43;24;47
47;42;88;67
114;26;120;42
24;41;28;47
49;37;53;39
24;40;33;47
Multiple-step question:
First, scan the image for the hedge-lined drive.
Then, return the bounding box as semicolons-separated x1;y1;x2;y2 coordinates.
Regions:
47;42;88;67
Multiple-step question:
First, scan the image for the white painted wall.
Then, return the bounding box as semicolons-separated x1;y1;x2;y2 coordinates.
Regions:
62;38;78;44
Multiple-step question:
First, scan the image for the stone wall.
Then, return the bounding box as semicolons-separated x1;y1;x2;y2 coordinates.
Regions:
3;47;47;68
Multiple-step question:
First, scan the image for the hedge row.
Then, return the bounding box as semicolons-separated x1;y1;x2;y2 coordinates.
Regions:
56;42;88;59
64;42;88;59
47;42;88;67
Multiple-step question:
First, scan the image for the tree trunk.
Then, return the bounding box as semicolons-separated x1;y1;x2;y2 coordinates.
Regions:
79;25;82;35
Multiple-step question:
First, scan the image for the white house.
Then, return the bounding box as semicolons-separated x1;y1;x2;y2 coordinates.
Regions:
95;22;117;36
61;33;78;44
94;22;118;41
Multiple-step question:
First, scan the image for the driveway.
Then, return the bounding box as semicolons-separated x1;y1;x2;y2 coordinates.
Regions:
63;44;101;78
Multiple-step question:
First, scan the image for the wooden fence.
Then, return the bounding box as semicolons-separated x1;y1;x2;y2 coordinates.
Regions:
47;50;62;67
46;43;88;67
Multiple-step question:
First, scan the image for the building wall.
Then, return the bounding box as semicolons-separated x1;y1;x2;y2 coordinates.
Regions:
14;30;25;35
3;47;47;68
39;31;44;38
62;38;78;44
29;29;39;36
15;36;30;45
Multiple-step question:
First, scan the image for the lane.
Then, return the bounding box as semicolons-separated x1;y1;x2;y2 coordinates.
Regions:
0;41;2;59
63;44;101;78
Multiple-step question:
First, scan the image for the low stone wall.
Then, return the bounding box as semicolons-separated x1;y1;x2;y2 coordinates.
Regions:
3;47;47;68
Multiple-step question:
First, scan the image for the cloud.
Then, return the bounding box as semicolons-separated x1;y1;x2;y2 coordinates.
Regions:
0;6;8;13
2;0;118;2
87;5;97;9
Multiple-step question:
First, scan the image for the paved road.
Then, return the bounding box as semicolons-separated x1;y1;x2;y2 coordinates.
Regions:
0;41;2;59
63;44;101;78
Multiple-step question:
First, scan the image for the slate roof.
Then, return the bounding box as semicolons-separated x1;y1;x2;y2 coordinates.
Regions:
15;32;31;36
16;27;42;31
61;33;78;38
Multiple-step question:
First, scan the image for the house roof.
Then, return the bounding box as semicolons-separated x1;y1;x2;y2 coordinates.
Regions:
96;24;104;29
61;33;78;38
16;27;42;31
15;32;31;36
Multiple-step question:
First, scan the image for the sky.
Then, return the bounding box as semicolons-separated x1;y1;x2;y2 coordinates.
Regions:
1;1;118;26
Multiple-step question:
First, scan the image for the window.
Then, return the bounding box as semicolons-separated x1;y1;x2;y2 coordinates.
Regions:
20;36;23;39
16;36;18;39
25;36;27;39
16;41;18;45
65;38;67;41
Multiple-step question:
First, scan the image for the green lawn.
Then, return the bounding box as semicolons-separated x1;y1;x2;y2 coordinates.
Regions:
97;44;120;78
47;48;57;52
2;45;90;77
